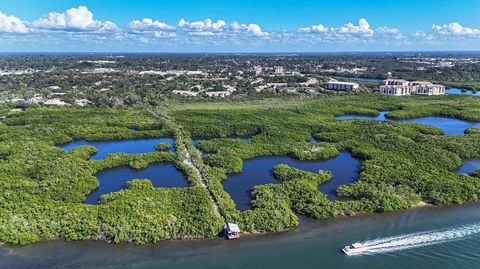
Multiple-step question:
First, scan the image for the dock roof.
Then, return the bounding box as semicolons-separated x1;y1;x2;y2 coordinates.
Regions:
226;223;240;233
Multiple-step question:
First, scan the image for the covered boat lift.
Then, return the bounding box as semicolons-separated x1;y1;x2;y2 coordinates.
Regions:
225;223;240;239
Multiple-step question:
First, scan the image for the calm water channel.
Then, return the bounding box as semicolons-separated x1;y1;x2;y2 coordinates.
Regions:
337;111;480;136
223;153;361;211
86;163;188;204
3;203;480;269
60;138;183;203
60;138;175;160
446;88;480;96
457;159;480;175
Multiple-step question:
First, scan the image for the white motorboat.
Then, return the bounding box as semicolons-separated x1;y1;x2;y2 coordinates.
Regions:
342;242;364;255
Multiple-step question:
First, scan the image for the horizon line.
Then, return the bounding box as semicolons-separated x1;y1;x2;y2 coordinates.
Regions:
2;50;480;55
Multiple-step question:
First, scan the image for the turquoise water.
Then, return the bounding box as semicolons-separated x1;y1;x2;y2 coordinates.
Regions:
337;112;480;136
223;153;360;211
86;163;189;204
60;138;175;160
3;203;480;269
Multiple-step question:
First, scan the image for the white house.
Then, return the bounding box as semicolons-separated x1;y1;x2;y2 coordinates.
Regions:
44;98;68;106
74;99;93;106
172;90;199;97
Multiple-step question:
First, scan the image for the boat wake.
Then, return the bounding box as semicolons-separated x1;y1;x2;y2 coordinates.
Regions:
352;222;480;256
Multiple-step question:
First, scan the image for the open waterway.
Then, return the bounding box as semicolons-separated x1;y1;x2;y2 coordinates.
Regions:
223;153;360;211
446;88;480;96
60;138;175;160
337;111;480;136
86;162;189;204
3;203;480;269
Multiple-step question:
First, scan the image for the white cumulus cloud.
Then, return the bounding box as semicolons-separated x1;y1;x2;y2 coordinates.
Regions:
6;7;480;50
154;31;177;38
127;18;176;33
32;6;118;32
179;18;227;35
376;26;404;40
0;11;29;33
298;19;374;37
230;22;268;37
298;24;328;33
177;18;268;38
432;22;480;37
338;18;373;36
297;19;407;44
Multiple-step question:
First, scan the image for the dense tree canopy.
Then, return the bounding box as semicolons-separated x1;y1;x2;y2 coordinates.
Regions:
1;93;480;244
174;93;480;232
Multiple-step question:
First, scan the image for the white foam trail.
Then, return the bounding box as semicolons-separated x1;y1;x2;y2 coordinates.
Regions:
352;222;480;256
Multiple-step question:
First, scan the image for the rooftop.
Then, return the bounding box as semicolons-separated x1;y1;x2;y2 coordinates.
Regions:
226;223;240;233
327;81;359;86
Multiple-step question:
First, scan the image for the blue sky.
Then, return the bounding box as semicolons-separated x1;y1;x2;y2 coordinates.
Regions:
0;0;479;52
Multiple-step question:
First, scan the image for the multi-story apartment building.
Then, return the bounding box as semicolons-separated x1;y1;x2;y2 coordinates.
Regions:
378;79;445;96
325;81;360;91
274;66;284;76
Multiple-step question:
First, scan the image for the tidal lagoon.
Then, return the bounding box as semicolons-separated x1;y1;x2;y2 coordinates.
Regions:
87;163;188;204
223;153;360;211
60;138;175;160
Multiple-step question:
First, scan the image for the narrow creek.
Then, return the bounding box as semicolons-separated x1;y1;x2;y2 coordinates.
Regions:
337;111;480;136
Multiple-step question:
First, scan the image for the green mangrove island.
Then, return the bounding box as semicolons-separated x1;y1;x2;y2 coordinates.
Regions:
2;93;480;245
